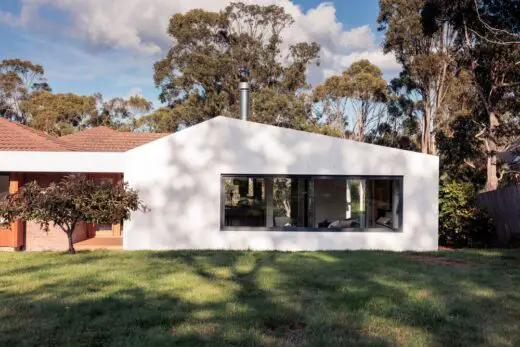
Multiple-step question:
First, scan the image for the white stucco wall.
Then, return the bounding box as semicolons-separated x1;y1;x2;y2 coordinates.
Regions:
123;117;439;251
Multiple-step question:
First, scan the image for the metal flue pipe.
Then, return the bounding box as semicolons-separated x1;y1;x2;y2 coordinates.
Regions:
239;82;250;121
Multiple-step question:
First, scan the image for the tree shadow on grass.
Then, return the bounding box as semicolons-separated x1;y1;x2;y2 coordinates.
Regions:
153;250;520;346
1;250;520;346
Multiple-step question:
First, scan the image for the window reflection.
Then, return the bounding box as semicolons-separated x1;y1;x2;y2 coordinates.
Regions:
222;175;402;231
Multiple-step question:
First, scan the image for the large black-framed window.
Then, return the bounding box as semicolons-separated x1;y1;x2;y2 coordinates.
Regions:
220;175;403;232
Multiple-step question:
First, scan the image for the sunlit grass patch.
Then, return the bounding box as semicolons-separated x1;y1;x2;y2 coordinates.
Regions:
1;249;520;346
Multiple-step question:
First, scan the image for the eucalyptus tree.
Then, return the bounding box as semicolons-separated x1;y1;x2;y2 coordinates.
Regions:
344;60;388;141
424;0;520;190
90;94;153;131
378;0;458;154
20;92;97;136
0;59;50;123
137;107;178;133
312;74;350;137
313;60;387;141
154;3;320;129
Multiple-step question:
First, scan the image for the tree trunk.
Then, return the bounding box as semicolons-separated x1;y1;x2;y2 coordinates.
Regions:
359;120;365;142
66;231;76;254
430;132;437;156
335;104;345;138
484;111;500;191
359;100;367;142
421;103;432;154
485;149;498;191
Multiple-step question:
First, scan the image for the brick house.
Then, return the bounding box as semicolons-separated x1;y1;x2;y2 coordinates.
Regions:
0;117;169;251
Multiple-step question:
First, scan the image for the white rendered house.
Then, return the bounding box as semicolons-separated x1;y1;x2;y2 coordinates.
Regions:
123;116;439;251
0;110;438;252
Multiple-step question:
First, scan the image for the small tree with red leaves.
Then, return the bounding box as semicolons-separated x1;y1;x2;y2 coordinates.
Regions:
0;174;146;254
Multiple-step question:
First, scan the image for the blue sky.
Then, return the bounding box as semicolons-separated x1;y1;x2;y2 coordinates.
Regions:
0;0;394;107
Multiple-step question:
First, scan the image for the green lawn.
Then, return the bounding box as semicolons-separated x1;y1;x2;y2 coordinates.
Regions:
1;250;520;346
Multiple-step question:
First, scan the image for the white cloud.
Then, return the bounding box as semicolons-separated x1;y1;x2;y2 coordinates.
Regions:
340;25;377;52
5;0;401;83
0;11;18;26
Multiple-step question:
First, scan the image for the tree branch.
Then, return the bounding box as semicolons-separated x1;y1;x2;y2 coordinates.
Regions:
467;27;520;46
473;121;487;142
473;0;520;42
463;159;477;169
496;81;520;89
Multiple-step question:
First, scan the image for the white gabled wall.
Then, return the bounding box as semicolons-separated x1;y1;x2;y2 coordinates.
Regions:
124;117;439;251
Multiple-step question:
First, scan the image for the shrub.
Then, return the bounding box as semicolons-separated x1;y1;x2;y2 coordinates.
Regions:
439;181;493;247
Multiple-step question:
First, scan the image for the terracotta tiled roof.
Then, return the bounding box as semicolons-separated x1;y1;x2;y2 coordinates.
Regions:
0;118;170;152
0;117;77;151
60;126;170;152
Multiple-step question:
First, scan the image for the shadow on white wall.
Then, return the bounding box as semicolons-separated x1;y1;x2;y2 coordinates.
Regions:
124;117;438;251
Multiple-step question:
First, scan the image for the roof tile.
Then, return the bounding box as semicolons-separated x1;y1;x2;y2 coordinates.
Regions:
59;126;170;152
0;117;76;151
0;118;171;152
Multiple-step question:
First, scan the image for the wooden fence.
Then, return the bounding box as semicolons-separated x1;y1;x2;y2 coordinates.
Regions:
477;185;520;245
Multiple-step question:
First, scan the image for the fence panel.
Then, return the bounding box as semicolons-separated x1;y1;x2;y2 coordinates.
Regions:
477;185;520;245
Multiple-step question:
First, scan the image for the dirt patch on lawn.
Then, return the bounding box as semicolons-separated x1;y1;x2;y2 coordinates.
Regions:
405;254;479;269
263;322;307;347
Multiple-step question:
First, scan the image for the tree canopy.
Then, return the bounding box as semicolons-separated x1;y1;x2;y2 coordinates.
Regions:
0;175;145;254
20;92;97;136
378;0;458;154
153;3;320;129
313;60;388;141
0;59;51;123
423;0;520;190
90;94;153;131
2;2;519;196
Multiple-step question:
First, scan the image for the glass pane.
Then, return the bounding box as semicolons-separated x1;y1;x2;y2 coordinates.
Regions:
366;179;401;230
348;180;366;228
0;175;9;199
307;179;315;228
314;178;362;229
223;177;266;227
273;178;293;226
272;178;312;227
0;175;9;227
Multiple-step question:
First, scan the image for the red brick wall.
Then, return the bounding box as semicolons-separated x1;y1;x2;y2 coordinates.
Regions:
20;173;121;251
25;221;88;252
25;173;65;187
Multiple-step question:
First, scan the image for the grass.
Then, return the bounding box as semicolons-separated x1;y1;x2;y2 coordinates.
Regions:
1;250;520;346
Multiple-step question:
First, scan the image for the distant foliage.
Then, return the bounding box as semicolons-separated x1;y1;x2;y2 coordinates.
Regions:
20;91;97;136
0;58;50;123
439;181;493;247
436;115;487;185
91;94;153;131
312;59;388;140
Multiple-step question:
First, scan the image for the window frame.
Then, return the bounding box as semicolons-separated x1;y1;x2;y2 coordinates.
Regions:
220;174;404;233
